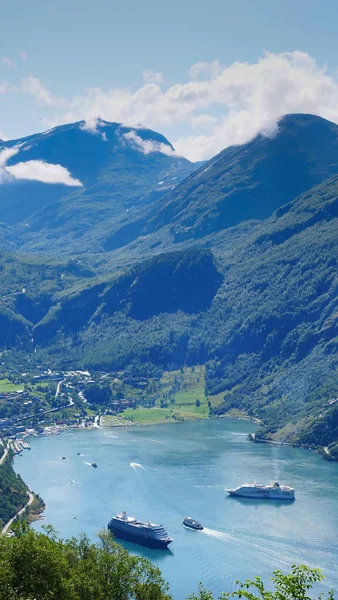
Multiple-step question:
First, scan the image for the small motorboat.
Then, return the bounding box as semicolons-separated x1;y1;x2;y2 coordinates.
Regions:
61;456;66;460
183;517;203;530
77;452;81;456
91;463;97;468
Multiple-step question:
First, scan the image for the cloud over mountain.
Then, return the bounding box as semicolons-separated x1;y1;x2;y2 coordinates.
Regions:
123;130;177;156
5;160;83;186
4;51;338;160
0;147;82;186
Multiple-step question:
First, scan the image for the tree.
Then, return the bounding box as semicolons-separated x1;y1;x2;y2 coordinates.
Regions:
195;399;200;408
188;565;334;600
85;384;112;406
0;527;172;600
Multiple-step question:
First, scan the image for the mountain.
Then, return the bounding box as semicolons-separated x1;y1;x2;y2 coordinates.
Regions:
104;114;338;252
0;120;197;254
3;170;338;454
2;113;338;457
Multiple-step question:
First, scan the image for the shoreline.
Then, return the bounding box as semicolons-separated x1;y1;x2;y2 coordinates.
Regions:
11;410;260;446
250;432;337;463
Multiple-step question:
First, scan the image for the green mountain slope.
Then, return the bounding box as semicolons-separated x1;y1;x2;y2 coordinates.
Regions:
7;174;336;456
0;250;98;351
104;113;338;252
0;453;28;530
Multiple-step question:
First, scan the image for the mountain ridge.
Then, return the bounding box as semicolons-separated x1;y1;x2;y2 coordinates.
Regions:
0;120;198;253
103;113;338;253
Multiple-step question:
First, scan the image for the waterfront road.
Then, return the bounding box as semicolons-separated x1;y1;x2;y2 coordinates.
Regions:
1;491;34;536
0;444;8;465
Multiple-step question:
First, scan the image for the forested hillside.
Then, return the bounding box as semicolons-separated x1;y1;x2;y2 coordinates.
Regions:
0;454;28;530
103;114;338;252
1;114;338;457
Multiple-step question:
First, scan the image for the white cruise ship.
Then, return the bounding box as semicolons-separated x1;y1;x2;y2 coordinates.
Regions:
226;481;295;500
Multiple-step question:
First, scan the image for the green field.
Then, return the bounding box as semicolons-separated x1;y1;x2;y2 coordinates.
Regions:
122;366;210;425
122;407;175;424
0;379;24;393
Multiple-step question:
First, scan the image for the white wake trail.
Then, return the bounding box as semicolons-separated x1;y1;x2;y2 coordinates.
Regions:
201;527;233;542
130;462;146;471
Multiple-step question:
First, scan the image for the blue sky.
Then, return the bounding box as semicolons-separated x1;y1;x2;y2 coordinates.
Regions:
1;0;338;159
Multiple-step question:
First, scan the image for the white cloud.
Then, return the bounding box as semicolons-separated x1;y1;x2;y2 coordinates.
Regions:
42;50;338;161
21;76;62;106
189;60;222;81
0;146;81;187
0;147;19;167
80;116;100;133
142;69;165;84
5;160;82;186
123;130;177;156
79;117;107;141
0;81;8;95
0;81;16;96
1;56;16;69
7;50;338;161
0;147;19;182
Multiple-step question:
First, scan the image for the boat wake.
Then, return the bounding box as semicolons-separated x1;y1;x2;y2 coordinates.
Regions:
82;461;92;467
130;462;146;471
201;527;233;542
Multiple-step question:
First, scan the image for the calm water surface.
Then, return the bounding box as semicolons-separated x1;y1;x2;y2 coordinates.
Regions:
14;419;338;598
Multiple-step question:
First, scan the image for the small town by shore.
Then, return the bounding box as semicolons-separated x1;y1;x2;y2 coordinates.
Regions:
0;364;226;443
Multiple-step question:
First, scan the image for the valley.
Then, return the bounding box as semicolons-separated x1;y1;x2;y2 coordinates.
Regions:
1;111;338;535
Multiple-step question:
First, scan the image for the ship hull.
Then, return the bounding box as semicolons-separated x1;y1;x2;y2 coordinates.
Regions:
227;491;294;500
108;526;172;549
183;522;203;530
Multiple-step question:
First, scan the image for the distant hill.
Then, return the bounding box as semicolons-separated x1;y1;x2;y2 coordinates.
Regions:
104;114;338;252
0;120;197;254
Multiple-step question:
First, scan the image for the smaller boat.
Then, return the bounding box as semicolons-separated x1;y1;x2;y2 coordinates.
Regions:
91;462;97;468
183;517;203;530
61;456;66;460
77;452;81;456
71;480;75;484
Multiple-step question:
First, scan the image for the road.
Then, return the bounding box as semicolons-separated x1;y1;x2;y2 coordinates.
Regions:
0;445;8;465
1;491;34;536
55;380;63;397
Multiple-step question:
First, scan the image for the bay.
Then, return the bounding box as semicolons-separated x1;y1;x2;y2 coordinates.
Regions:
14;419;338;598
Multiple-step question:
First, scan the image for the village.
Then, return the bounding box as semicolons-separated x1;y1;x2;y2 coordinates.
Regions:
0;366;144;454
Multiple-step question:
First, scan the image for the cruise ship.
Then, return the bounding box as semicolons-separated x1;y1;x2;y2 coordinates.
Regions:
108;512;173;549
226;481;295;500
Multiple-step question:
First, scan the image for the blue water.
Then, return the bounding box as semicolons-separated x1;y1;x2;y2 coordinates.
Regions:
14;419;338;598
